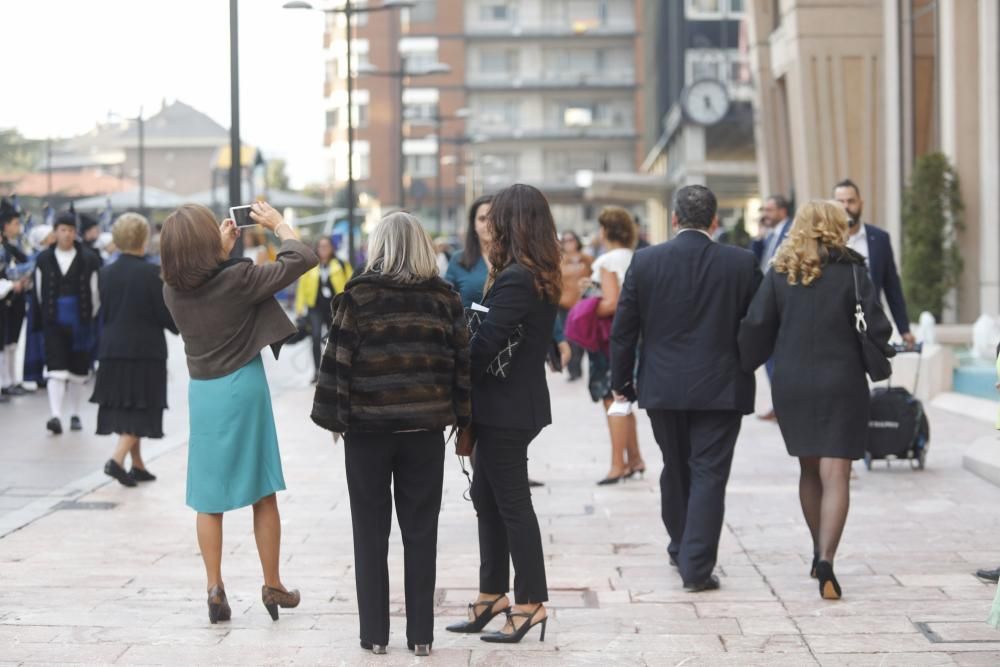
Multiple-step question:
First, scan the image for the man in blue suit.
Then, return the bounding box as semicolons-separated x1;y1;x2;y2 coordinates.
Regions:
832;179;915;348
750;195;792;272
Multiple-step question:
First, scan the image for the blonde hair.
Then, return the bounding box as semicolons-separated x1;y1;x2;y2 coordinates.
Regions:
366;212;438;282
772;200;850;286
111;212;150;254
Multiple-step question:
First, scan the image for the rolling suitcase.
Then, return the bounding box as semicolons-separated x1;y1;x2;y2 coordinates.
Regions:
864;343;930;470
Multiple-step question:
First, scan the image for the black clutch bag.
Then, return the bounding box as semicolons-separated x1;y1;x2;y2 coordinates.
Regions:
851;265;894;382
466;308;524;380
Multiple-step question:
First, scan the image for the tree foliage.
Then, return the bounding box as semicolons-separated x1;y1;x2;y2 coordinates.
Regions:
901;152;964;321
266;158;290;191
0;129;43;171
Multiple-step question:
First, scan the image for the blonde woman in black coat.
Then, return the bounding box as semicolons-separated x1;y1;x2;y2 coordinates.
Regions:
738;200;893;601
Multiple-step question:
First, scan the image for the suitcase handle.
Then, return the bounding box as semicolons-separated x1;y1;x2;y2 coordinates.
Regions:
887;342;922;391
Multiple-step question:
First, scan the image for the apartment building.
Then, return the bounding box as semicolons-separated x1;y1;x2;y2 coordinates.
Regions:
322;0;644;234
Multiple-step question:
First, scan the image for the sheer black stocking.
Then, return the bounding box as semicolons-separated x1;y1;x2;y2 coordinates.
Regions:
798;456;852;563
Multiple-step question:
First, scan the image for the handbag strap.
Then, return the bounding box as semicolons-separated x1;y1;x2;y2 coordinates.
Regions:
851;264;868;334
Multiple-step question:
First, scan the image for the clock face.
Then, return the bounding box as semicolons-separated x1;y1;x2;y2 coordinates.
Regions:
683;79;730;126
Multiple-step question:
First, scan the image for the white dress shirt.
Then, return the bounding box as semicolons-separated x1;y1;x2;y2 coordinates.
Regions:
846;223;870;261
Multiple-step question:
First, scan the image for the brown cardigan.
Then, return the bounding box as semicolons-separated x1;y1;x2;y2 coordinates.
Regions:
164;238;318;380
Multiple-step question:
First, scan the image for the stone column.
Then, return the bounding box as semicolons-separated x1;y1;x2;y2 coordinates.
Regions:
979;0;1000;316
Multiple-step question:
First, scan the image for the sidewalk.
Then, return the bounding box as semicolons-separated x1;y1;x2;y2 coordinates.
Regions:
1;364;1000;665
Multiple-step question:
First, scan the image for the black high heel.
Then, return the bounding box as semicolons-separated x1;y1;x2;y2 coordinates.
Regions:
597;474;626;486
446;594;509;633
625;463;646;480
207;585;231;624
815;561;842;600
480;605;547;643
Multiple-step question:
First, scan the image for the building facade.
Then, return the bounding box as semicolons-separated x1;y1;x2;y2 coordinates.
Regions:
322;0;646;235
592;0;757;243
748;0;997;324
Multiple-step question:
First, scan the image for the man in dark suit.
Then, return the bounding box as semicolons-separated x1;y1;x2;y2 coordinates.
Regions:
749;195;792;420
610;185;763;592
833;179;915;347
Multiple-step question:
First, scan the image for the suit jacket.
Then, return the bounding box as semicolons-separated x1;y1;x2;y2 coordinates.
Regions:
862;224;910;334
611;230;763;414
97;254;177;361
470;263;558;431
750;218;791;270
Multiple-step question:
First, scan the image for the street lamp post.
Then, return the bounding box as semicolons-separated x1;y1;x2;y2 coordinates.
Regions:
229;0;242;230
357;61;450;214
284;0;415;264
433;107;471;235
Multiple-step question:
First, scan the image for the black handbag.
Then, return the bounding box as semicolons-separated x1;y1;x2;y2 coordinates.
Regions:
465;308;524;380
851;265;893;382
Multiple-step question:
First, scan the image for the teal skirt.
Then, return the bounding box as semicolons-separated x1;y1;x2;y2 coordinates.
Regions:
186;355;286;513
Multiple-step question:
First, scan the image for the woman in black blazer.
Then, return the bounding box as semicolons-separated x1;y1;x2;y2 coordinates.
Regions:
91;213;178;486
739;200;893;601
447;184;561;644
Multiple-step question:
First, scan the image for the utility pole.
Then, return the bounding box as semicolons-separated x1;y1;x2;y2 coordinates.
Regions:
138;108;145;215
229;0;243;249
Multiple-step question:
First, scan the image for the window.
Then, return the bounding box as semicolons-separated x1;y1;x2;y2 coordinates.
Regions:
408;0;436;22
354;100;369;129
686;0;744;18
405;155;437;178
480;1;515;23
479;48;519;76
325;109;339;129
685;49;747;86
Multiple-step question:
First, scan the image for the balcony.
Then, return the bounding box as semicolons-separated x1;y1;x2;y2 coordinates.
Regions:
466;70;637;91
469;126;637;143
464;23;637;40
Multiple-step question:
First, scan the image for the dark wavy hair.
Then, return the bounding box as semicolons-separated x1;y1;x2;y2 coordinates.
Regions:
485;184;562;304
460;194;493;270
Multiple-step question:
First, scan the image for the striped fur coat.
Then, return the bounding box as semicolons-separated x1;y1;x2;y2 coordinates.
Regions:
311;271;471;434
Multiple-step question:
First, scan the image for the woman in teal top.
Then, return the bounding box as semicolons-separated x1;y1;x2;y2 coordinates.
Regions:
162;202;318;625
446;195;492;308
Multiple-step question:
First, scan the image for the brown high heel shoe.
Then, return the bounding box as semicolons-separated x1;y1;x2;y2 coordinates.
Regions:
207;585;231;624
261;585;301;620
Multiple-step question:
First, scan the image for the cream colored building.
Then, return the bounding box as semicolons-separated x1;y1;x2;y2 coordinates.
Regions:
748;0;998;324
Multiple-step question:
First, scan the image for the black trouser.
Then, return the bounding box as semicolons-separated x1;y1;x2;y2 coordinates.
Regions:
647;410;742;586
308;306;330;373
344;430;445;646
471;425;548;604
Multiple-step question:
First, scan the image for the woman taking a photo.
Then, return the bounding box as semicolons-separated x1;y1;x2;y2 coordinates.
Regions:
92;213;177;487
739;200;893;600
161;201;317;624
589;207;644;486
295;235;352;383
447;183;560;644
312;212;470;657
445;195;492;308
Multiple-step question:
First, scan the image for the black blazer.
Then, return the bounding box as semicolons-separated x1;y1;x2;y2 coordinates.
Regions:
610;230;762;414
470;263;558;431
98;255;177;361
863;224;910;335
738;249;894;457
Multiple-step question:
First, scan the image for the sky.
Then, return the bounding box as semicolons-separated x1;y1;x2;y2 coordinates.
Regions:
2;0;327;188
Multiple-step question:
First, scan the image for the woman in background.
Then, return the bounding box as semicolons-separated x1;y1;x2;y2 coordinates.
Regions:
589;207;644;486
162;201;316;624
445;195;492;309
558;231;591;382
92;213;177;487
295;235;352;383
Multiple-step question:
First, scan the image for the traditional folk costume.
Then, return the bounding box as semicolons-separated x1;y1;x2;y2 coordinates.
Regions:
0;198;29;399
34;211;101;434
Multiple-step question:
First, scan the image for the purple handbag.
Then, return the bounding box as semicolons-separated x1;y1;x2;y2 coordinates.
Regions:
564;296;613;355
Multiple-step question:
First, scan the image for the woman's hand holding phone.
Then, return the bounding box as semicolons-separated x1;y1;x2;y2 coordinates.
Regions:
250;201;298;241
220;218;240;256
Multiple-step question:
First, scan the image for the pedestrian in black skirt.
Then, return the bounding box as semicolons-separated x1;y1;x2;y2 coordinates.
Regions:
91;213;178;486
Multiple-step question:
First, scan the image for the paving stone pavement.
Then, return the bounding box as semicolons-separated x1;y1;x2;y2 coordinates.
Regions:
1;363;1000;666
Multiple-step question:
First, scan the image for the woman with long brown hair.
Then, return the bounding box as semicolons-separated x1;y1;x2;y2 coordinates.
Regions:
739;200;893;601
447;184;560;644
